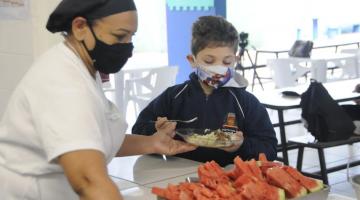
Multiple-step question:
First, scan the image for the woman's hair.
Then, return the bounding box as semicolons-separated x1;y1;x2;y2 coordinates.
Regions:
46;0;136;33
191;16;239;56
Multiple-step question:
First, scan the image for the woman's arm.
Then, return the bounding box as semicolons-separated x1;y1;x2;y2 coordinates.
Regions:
116;134;155;156
118;119;197;157
58;150;123;200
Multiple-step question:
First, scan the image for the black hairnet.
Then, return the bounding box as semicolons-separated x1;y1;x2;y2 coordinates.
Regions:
46;0;136;33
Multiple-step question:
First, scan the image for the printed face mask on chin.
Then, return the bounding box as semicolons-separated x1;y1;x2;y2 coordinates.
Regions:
196;65;233;88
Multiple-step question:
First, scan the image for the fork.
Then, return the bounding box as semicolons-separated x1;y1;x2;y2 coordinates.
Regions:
149;117;198;123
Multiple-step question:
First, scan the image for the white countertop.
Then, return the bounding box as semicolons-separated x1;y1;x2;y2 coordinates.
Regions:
107;154;200;200
327;194;356;200
107;154;201;185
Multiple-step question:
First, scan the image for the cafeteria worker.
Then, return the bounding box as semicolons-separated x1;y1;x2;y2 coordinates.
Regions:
0;0;196;199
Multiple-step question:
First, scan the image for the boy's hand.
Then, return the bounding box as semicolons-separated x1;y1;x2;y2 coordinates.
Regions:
219;131;244;152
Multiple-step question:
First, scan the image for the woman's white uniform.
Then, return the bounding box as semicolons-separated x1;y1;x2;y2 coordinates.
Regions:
0;42;127;199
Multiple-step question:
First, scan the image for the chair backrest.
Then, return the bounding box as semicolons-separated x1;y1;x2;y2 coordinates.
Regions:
340;48;360;78
267;58;311;88
268;58;295;88
124;66;179;118
142;66;178;98
288;40;314;58
126;66;178;99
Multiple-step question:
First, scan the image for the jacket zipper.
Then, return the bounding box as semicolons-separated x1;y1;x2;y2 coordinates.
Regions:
202;94;209;127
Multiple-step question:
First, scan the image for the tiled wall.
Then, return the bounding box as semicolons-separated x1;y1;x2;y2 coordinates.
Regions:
0;0;62;116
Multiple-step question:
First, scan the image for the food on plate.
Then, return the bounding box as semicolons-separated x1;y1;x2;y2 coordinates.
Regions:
152;153;325;200
183;129;234;147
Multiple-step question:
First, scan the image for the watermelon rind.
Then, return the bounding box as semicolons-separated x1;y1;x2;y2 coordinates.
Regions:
256;160;262;166
278;188;286;200
289;185;330;200
308;179;324;193
282;166;324;193
297;186;308;197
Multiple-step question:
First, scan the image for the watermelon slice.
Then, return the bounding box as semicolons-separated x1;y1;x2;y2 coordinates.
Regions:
240;181;265;199
234;174;254;188
216;183;236;198
248;159;265;181
240;180;285;200
226;168;240;180
198;161;230;189
257;161;283;176
266;167;307;198
179;191;193;200
233;173;285;200
193;188;212;200
234;156;253;176
256;180;286;200
151;187;166;197
256;154;283;177
282;166;324;193
259;152;268;162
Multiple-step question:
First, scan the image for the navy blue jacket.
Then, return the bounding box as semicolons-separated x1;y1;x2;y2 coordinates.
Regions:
132;73;277;166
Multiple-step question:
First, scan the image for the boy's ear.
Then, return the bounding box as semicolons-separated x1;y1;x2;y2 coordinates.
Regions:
186;54;197;68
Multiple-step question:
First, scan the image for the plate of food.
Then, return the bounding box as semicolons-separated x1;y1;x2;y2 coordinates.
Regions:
175;128;240;148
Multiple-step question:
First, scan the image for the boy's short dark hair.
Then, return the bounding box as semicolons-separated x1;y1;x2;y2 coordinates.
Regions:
191;16;239;56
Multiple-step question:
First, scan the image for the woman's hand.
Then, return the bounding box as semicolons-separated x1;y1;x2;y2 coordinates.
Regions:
219;131;244;152
151;117;197;155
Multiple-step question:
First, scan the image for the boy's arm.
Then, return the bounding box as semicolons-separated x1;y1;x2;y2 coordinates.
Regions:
132;89;171;135
235;94;278;161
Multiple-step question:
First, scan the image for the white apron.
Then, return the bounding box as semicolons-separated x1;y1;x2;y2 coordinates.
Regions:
0;101;127;200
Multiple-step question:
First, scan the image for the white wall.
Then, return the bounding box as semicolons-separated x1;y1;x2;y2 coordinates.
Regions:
0;0;62;116
227;0;360;49
133;0;167;53
0;0;170;116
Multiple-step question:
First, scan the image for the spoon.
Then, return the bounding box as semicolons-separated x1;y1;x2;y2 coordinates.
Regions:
149;117;198;123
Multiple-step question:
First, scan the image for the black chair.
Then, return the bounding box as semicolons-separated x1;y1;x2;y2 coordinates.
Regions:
290;135;360;184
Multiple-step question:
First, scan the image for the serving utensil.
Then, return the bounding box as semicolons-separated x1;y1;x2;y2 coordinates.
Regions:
150;117;198;124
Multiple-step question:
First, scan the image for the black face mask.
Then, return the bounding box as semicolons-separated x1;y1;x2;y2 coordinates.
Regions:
83;25;133;74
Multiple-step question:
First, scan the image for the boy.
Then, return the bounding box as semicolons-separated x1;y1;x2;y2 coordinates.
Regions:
132;16;277;166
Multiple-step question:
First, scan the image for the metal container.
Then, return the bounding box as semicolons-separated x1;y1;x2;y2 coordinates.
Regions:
291;185;330;200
